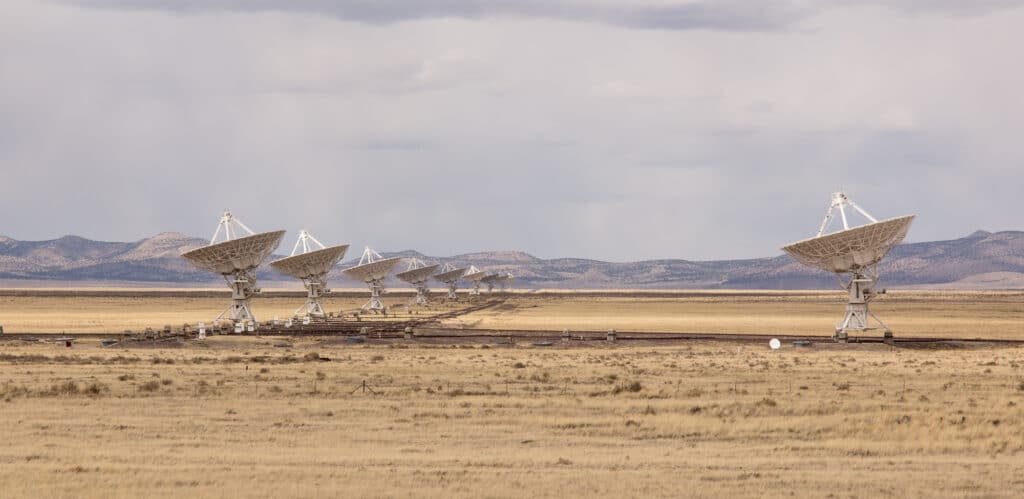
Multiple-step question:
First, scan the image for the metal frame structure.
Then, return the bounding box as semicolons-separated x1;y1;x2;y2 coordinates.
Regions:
342;247;401;313
181;211;285;326
269;230;348;319
395;258;440;306
783;193;915;342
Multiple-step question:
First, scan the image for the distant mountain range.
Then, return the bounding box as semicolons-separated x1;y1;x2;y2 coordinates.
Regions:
0;230;1022;289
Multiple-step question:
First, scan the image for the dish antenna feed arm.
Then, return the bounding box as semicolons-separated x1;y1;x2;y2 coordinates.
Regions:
817;192;878;237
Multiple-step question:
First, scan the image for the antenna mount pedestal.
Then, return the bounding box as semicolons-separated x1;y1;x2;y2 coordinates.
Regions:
364;278;386;313
412;282;430;306
835;268;891;342
217;268;259;325
297;275;329;318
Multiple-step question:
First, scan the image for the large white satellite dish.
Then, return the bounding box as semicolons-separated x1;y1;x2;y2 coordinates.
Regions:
782;192;915;342
395;258;441;306
433;263;469;301
181;210;285;324
269;230;349;319
342;246;402;313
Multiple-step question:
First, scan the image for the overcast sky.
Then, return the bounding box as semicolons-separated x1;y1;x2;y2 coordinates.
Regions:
1;1;1022;261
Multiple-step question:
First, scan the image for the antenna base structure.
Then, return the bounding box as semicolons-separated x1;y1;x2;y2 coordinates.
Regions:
217;267;259;323
834;266;891;342
297;274;329;318
782;192;914;343
365;278;386;313
412;281;430;306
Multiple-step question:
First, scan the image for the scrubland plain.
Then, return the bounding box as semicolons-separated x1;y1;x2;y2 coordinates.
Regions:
2;289;1020;340
1;338;1024;498
450;291;1024;340
1;290;1023;497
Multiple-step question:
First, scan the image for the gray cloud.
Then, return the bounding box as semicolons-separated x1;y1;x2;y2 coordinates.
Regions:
63;0;807;31
60;0;1024;32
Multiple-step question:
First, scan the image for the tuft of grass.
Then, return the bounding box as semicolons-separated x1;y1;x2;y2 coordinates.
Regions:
139;380;161;393
612;381;643;394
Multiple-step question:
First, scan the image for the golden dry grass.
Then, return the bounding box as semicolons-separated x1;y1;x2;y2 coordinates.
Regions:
1;338;1023;498
1;290;1022;340
0;295;407;334
451;291;1024;340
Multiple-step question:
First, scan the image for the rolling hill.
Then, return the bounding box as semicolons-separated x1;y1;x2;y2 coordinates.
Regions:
0;230;1021;289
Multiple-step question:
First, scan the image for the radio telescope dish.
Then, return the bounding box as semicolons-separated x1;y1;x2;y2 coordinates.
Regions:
269;230;349;319
433;263;468;301
462;265;488;297
481;271;515;293
342;247;401;313
782;192;915;342
395;258;441;306
480;273;500;293
181;210;285;325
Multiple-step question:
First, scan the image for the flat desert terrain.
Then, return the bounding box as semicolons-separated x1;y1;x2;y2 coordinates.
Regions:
1;337;1023;498
1;289;1023;498
0;289;1021;340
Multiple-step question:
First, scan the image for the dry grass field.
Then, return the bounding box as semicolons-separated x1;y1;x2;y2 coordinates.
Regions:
3;289;1020;340
448;291;1024;340
1;338;1024;498
1;289;1022;497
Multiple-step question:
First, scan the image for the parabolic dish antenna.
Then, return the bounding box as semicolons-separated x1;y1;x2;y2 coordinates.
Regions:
781;192;915;342
481;271;515;293
342;247;402;313
433;263;469;301
181;211;285;324
462;265;488;297
395;258;441;306
769;338;781;350
269;230;349;319
480;273;500;293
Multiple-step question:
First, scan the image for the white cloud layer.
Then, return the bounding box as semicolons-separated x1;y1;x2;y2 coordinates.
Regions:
1;1;1022;260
